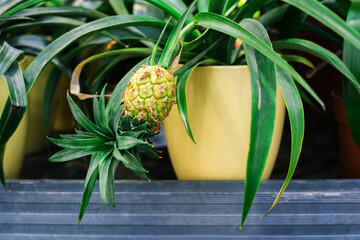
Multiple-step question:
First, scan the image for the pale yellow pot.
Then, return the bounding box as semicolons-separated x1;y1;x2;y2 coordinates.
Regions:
0;73;28;179
163;66;286;180
25;56;74;154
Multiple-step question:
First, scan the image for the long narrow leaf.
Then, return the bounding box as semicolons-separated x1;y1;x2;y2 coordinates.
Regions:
273;39;360;91
67;92;112;140
343;3;360;148
48;148;93;162
2;0;46;17
99;155;112;210
23;15;166;93
265;67;304;215
283;0;360;50
158;1;196;68
194;12;324;109
240;19;277;228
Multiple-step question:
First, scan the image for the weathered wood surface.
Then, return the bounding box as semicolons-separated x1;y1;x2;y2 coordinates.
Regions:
1;180;360;239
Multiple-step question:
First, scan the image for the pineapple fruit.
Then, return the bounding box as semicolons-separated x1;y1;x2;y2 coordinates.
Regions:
122;65;176;126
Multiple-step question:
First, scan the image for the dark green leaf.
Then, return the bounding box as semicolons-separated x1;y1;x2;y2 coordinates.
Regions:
66;92;112;140
2;0;46;17
151;17;172;66
0;0;24;15
109;0;128;15
99;155;112;210
240;19;277;228
107;158;119;208
113;148;148;174
283;0;360;50
144;0;193;24
14;6;107;19
194;12;324;108
23;15;166;93
158;1;196;68
343;3;360;149
0;42;23;79
265;67;304;216
48;148;93;162
273;39;360;92
116;136;148;150
48;137;105;150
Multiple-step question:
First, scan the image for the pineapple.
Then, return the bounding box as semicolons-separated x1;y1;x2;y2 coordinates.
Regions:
122;65;176;126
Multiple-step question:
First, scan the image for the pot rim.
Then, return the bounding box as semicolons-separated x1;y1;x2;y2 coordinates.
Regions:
176;64;249;70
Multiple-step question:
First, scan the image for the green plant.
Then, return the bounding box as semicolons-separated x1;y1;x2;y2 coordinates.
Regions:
1;0;360;228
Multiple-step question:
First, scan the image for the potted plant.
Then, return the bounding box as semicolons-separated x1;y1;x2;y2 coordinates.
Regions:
331;1;360;178
1;0;360;228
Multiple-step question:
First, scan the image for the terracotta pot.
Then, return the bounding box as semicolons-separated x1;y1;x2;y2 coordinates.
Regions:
163;66;285;180
331;90;360;178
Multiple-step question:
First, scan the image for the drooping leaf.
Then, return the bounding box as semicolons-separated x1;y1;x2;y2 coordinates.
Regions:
240;18;277;228
23;15;166;93
283;0;360;50
194;12;324;108
116;136;148;150
343;3;360;149
48;137;105;150
2;0;46;17
265;67;304;216
273;39;360;91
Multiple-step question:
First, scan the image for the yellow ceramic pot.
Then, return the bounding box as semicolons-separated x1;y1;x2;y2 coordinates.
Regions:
0;73;28;179
25;56;74;154
163;65;286;180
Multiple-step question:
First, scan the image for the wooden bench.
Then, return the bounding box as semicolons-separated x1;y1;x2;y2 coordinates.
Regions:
1;180;360;239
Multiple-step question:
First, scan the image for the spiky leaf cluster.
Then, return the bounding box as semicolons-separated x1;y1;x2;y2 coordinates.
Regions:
48;88;160;223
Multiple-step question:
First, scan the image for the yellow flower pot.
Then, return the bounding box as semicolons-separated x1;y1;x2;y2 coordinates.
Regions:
0;73;28;179
163;65;285;180
24;56;74;155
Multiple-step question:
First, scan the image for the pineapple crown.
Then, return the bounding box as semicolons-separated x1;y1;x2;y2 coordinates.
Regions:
48;88;160;223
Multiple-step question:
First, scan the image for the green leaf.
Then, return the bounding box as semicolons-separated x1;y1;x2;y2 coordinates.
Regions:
194;12;324;109
124;150;149;181
0;0;24;15
108;106;123;134
0;16;33;23
265;67;304;216
151;17;172;66
78;151;104;223
23;15;166;93
109;0;128;15
209;0;227;14
48;148;93;162
258;5;289;26
158;1;196;68
2;0;46;17
283;0;360;50
14;6;107;19
144;0;193;24
197;0;210;12
67;92;112;140
302;22;343;48
48;137;105;150
0;145;6;189
3;16;84;32
0;61;27;147
240;19;277;228
116;136;148;150
113;148;148;174
343;3;360;149
99;155;112;210
97;87;113;136
280;54;315;70
107;158;118;208
273;39;360;91
0;42;23;80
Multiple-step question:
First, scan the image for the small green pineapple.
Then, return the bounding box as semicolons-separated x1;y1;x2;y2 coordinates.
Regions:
122;65;176;126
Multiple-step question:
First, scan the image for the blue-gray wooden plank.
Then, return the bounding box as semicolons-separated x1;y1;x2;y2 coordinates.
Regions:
1;180;360;239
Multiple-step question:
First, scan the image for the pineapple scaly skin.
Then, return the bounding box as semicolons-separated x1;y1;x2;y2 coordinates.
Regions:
122;65;176;126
